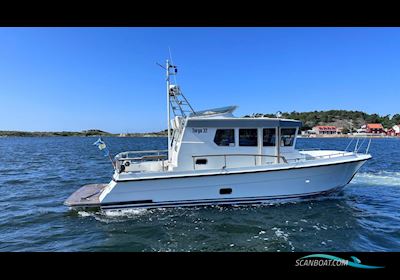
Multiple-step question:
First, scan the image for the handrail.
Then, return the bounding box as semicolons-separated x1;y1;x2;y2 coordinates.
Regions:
115;149;168;173
365;138;372;154
193;154;287;161
119;154;168;161
116;149;168;156
287;151;353;162
309;152;350;158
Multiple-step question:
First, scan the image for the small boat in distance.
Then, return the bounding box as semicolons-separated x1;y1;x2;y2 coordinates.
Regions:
65;60;372;210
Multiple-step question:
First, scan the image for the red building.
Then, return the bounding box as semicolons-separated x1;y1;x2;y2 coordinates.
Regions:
387;128;395;136
366;123;385;134
312;126;337;135
387;125;400;136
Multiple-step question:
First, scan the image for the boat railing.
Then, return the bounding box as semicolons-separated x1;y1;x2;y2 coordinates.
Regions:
192;154;288;170
115;150;168;172
286;151;353;163
192;151;357;169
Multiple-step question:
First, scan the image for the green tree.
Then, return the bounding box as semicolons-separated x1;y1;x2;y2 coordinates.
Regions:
392;114;400;125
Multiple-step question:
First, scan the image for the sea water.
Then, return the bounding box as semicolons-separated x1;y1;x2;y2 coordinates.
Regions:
0;137;399;252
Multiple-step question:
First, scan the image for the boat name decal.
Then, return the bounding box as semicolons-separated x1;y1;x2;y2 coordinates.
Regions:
192;128;208;134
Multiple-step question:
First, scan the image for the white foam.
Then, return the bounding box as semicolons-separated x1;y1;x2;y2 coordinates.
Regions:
272;227;289;241
77;211;93;217
352;171;400;187
103;208;148;217
77;208;149;223
312;225;321;231
77;211;113;223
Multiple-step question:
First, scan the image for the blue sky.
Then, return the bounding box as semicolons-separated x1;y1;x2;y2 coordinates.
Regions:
0;27;399;133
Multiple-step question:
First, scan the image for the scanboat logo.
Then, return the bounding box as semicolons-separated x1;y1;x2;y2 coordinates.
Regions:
295;254;384;269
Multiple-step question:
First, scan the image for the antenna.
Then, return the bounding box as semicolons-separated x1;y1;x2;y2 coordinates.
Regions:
156;62;166;70
160;50;195;118
168;47;178;85
168;47;173;63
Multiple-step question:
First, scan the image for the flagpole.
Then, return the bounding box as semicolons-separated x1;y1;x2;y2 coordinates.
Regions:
93;137;116;171
108;153;116;170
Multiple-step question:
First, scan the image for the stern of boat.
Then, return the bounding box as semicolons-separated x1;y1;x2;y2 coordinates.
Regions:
64;183;109;210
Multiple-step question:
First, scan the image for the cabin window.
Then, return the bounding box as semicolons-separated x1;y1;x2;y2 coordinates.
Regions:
195;158;208;165
263;128;276;146
280;128;296;146
239;129;258;146
214;129;235;146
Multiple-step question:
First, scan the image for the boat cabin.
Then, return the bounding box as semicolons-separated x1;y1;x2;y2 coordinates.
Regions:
115;106;303;174
169;106;303;171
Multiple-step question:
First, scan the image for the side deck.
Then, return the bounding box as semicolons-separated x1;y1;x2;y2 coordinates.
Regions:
64;183;108;208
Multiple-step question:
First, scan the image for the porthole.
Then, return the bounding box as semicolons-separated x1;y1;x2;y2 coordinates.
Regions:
195;159;208;165
220;188;232;195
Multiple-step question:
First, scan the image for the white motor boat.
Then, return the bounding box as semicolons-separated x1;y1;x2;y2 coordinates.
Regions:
65;60;372;210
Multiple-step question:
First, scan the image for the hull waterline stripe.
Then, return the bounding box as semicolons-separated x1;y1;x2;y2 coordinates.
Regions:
114;157;370;183
101;199;153;207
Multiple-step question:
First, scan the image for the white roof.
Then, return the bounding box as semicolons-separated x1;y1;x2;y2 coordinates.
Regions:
189;106;238;118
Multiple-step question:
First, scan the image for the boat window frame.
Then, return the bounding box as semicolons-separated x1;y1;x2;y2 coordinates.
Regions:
263;128;276;147
213;128;236;147
280;128;297;147
239;128;258;147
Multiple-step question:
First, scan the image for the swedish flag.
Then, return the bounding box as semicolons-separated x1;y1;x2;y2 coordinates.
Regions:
93;137;110;157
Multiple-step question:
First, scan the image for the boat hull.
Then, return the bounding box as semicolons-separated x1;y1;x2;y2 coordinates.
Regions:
95;158;368;210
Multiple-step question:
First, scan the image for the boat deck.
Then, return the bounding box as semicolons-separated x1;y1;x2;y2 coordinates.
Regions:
64;183;107;208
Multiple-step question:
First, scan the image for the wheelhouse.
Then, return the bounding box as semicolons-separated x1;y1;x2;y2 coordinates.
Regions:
170;115;302;171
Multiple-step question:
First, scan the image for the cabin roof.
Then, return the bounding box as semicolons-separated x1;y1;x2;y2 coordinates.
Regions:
186;117;302;128
366;123;384;129
189;105;238;117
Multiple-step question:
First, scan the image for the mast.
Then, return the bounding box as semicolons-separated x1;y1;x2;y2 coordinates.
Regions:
163;58;196;164
166;59;171;162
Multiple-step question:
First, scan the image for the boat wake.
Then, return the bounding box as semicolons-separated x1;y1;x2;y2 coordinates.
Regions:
352;171;400;187
77;208;149;218
102;208;149;217
76;209;150;223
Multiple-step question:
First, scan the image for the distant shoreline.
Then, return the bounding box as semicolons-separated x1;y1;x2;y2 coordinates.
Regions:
299;134;399;138
0;129;168;138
